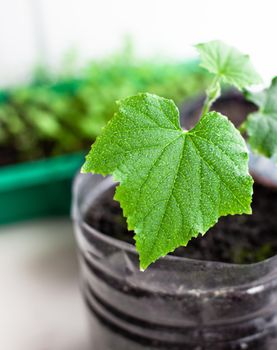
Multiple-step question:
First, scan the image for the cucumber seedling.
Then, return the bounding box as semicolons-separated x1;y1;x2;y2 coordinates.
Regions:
83;40;276;270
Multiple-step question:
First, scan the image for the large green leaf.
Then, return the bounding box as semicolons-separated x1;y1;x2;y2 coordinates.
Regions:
196;40;262;89
83;93;253;269
245;77;277;161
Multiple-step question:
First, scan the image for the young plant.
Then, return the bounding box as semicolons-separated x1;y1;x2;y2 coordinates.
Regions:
82;40;274;270
244;78;277;162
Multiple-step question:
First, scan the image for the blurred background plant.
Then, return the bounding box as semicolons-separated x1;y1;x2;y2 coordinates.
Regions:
0;43;209;166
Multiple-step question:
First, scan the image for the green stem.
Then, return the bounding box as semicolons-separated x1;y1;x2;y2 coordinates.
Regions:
239;121;247;134
201;76;221;116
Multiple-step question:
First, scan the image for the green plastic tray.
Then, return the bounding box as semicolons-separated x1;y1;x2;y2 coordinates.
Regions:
0;152;85;225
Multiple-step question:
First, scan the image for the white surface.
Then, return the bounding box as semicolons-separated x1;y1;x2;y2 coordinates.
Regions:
0;0;277;86
0;218;90;350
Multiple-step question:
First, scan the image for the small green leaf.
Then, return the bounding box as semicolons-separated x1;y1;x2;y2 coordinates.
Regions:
245;77;277;161
196;40;262;90
83;93;253;270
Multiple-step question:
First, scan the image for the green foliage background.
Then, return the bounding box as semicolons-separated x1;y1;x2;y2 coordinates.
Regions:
0;49;209;165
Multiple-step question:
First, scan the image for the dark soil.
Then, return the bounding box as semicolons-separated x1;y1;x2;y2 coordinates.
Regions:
0;146;18;166
85;92;277;264
0;140;58;166
85;182;277;264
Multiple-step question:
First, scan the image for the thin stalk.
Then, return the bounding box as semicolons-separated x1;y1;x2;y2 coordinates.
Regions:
201;76;221;116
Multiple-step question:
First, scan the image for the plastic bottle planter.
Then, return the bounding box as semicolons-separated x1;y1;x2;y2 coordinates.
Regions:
72;92;277;349
72;173;277;350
